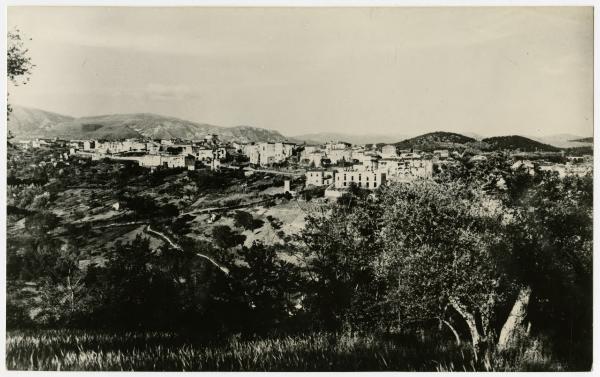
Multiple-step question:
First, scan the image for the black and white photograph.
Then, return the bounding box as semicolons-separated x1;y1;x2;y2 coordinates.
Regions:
3;4;596;372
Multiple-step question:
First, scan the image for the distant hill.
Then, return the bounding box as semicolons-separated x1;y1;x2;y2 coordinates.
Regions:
528;133;593;148
570;137;593;143
394;131;477;151
482;135;560;152
8;106;74;139
8;106;291;143
292;132;411;145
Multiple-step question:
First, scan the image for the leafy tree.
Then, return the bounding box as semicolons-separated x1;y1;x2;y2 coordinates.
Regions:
212;225;246;249
233;210;264;231
376;181;514;358
84;237;181;329
497;173;593;368
225;242;305;334
7;28;34;121
300;191;387;331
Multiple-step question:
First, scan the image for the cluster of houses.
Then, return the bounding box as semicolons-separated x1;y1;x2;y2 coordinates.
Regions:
15;135;593;199
303;142;439;197
62;135;304;172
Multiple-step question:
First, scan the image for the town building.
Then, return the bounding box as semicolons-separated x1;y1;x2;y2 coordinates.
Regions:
334;170;386;189
381;145;398;158
305;170;334;187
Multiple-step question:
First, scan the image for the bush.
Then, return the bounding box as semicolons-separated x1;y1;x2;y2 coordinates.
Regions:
212;225;246;249
233;211;264;231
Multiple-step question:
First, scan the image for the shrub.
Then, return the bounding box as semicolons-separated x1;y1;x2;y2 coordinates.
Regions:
233;211;263;231
212;225;246;249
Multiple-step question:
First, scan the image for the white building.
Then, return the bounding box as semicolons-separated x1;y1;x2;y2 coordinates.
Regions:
381;145;398;159
305;170;334;187
334;170;386;190
378;158;433;182
243;142;295;166
327;148;353;164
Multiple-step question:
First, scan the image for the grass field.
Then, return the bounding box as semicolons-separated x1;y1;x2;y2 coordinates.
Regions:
5;330;562;371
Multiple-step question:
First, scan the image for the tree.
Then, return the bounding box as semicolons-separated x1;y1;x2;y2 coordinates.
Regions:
7;28;35;121
212;225;246;249
225;242;305;334
496;173;593;368
233;210;263;231
376;181;514;359
300;191;387;331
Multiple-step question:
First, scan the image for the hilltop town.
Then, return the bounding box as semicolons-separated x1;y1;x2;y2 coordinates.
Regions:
13;131;593;199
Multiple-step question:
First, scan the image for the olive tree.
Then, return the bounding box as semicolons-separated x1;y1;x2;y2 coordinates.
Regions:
376;181;515;358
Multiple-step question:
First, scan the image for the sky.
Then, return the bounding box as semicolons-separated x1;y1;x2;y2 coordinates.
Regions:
7;6;594;138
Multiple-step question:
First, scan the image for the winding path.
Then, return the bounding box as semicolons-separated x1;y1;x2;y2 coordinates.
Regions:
144;224;230;276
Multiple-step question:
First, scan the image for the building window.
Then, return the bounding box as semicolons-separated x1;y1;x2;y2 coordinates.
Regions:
343;182;347;187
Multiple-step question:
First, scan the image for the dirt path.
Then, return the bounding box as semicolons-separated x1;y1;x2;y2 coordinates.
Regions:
244;167;304;177
181;198;272;217
144;225;230;276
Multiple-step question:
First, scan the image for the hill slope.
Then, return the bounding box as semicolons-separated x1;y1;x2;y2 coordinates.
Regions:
8;106;290;142
530;134;593;148
482;135;560;152
8;106;75;138
394;131;476;151
570;137;593;143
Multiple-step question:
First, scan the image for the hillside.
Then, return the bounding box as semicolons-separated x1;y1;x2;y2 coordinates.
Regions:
8;106;291;142
394;131;476;151
529;133;593;148
570;137;593;143
482;135;560;152
8;106;74;139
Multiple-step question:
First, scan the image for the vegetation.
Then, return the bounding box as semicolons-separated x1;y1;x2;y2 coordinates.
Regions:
7;330;564;371
6;145;593;371
7;28;35;121
233;210;264;231
395;131;476;151
482;135;560;152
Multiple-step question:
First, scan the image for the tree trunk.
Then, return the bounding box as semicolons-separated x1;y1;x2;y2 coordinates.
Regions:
449;297;481;359
497;285;532;351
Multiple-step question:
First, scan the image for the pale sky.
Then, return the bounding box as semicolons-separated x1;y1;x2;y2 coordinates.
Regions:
7;7;594;137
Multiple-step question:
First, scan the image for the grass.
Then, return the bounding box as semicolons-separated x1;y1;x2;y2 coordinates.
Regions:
6;330;564;371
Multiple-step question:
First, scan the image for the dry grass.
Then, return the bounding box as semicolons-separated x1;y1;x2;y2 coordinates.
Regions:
6;330;564;371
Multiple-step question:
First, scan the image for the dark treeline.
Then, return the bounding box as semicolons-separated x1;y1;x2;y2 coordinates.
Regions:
6;153;593;370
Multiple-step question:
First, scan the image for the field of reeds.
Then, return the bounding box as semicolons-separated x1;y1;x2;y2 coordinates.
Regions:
5;330;563;371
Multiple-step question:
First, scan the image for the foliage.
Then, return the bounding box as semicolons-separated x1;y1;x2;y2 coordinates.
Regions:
233;210;264;231
211;225;246;249
7;28;35;120
481;136;560;152
224;242;306;334
300;190;387;331
376;181;514;354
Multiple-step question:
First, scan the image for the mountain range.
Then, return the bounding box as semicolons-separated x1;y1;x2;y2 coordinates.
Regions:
8;106;293;143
